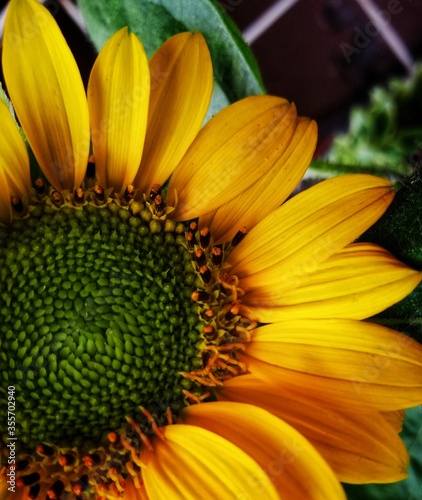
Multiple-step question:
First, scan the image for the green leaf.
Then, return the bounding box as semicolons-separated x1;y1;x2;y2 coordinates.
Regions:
363;176;422;271
343;406;422;499
307;159;409;181
361;176;422;341
77;0;265;113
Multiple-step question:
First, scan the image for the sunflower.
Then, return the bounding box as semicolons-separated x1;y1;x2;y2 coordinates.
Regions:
1;0;422;498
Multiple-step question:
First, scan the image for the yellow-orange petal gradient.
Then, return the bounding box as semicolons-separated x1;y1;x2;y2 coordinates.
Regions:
140;424;279;499
168;96;297;221
0;99;30;198
3;0;90;192
135;32;213;196
88;27;150;195
241;320;422;411
217;376;409;483
123;479;148;499
242;242;422;322
228;174;394;288
205;116;317;243
180;402;346;499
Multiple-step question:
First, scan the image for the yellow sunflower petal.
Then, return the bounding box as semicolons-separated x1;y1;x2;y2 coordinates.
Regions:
206;117;317;243
167;96;296;220
243;355;422;412
217;377;409;484
140;424;279;499
88;27;149;194
228;174;394;287
242;242;422;322
3;0;90;191
0;100;30;197
198;209;216;233
180;402;345;498
244;319;422;410
382;410;405;433
0;166;11;225
135;32;213;196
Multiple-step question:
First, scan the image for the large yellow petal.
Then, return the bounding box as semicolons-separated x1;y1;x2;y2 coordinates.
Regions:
382;410;405;433
0;100;30;197
88;27;149;195
180;402;345;499
140;424;279;499
205;117;317;243
243;319;422;410
217;377;409;484
3;0;90;191
167;96;296;220
0;165;12;225
243;355;422;412
228;174;394;288
242;242;422;322
135;32;213;196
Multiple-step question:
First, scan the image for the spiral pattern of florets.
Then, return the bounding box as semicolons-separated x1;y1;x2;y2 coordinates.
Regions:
0;202;203;451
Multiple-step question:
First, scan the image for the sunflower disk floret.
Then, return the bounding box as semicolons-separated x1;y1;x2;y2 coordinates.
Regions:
0;183;253;498
0;192;207;495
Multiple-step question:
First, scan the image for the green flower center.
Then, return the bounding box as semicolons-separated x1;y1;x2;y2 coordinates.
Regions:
0;202;203;451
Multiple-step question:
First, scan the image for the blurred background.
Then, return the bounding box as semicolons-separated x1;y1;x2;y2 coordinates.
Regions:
1;0;422;154
231;0;422;153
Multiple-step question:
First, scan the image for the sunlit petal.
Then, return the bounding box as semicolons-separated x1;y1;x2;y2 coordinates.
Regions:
241;355;421;412
242;242;421;322
207;117;317;243
242;320;422;411
141;424;279;499
228;175;394;290
0;100;30;197
217;377;409;483
135;32;213;195
180;402;346;498
88;27;150;194
168;96;296;220
3;0;90;191
382;410;405;433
